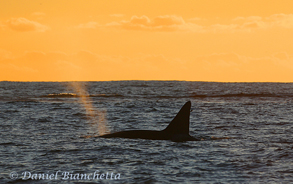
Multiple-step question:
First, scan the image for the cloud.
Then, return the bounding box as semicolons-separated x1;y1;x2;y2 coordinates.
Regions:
129;15;151;25
233;16;262;22
104;15;259;32
266;14;293;28
74;13;293;33
108;15;200;32
232;14;293;30
153;15;185;26
208;24;239;33
5;17;49;32
1;50;293;81
194;52;293;77
115;14;293;32
241;21;262;29
105;16;228;32
0;50;188;81
231;16;265;30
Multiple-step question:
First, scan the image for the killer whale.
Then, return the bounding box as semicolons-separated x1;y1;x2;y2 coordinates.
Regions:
100;101;199;142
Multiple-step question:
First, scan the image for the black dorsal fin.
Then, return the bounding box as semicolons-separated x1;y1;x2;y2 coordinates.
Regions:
163;101;191;135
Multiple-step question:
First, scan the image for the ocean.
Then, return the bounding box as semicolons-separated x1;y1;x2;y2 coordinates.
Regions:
0;81;292;183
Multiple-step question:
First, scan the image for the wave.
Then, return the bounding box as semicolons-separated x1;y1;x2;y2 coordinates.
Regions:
42;93;123;98
39;92;293;99
45;93;78;98
90;94;124;98
190;93;293;98
141;93;293;99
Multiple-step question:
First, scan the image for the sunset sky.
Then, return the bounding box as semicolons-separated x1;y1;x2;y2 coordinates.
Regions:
1;0;293;82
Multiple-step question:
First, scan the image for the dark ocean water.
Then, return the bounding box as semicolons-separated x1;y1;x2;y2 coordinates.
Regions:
0;81;292;183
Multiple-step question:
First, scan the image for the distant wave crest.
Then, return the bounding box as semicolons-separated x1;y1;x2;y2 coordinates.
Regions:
45;93;78;98
190;93;293;98
42;93;123;98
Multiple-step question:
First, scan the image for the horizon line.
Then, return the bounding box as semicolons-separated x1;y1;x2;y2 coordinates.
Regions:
1;80;292;83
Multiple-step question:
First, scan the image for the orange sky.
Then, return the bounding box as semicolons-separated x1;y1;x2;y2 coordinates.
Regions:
1;0;293;82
